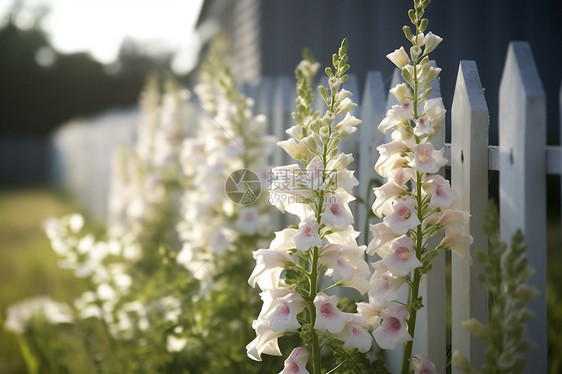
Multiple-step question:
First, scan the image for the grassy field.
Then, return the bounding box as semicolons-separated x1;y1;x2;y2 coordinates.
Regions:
0;188;88;373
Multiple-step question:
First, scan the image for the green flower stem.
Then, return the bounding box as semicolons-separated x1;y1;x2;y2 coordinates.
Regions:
362;178;379;248
401;268;421;374
401;170;424;374
309;245;322;374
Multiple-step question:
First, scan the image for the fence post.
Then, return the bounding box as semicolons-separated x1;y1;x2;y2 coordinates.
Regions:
450;60;489;371
499;41;547;373
357;71;386;246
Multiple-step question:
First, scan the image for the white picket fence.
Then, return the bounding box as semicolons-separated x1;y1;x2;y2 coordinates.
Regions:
51;40;558;372
241;41;557;372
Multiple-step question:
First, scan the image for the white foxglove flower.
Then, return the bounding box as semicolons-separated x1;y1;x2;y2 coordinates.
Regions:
166;335;188;352
313;293;348;334
372;182;407;218
258;287;294;317
292;218;323;251
266;292;306;332
382;235;422;276
372;305;412;350
386;46;410;68
437;209;470;235
209;227;236;252
325;168;359;194
438;230;473;263
337;97;357;114
375;141;410;178
280;347;310;374
384;196;421;235
335;315;373;353
422;175;457;209
320;192;354;229
68;214;85;233
278;139;304;160
225;136;245;157
411;353;438;374
369;262;404;308
5;296;74;334
413;115;434;137
423;32;443;55
301;156;324;190
247;318;283;361
368;221;399;257
271;228;299;251
390;83;413;103
408;143;447;174
378;103;414;134
236;207;262;235
335;113;361;138
356;302;381;327
326;152;354;172
324;225;361;247
320;244;370;294
248;248;293;291
423;98;446;125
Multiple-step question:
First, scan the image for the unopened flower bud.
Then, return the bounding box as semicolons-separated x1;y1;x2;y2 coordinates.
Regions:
329;77;341;91
322;112;335;127
319;126;330;141
410;45;422;61
389;83;413;103
452;351;475;374
412;32;425;46
461;318;487;340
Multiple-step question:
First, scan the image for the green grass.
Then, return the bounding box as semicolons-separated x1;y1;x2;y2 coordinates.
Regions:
0;187;88;373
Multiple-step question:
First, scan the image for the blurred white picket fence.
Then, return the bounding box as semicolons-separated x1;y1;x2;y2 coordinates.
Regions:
51;108;141;220
51;41;558;372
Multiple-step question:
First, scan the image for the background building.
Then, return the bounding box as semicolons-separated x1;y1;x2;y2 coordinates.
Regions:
196;0;562;144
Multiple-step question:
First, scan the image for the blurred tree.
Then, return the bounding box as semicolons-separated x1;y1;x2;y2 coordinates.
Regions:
0;1;183;137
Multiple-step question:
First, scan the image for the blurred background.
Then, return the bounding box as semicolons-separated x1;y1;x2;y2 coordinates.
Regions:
0;0;561;372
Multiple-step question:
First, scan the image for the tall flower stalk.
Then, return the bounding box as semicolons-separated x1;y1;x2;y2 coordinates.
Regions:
365;1;472;373
247;41;373;374
176;47;281;372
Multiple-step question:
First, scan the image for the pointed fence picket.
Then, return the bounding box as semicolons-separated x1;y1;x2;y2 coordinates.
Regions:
450;60;489;372
499;41;548;373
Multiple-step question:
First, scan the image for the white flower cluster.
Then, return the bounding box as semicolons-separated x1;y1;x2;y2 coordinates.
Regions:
176;68;275;294
358;1;472;370
108;76;193;240
247;41;372;371
5;296;73;334
37;78;191;345
43;213;155;339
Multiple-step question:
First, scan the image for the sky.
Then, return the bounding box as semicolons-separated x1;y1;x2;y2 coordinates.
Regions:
0;0;204;74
